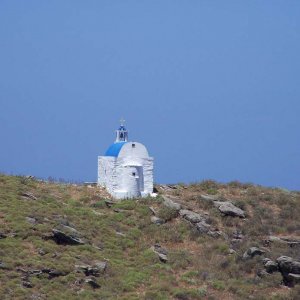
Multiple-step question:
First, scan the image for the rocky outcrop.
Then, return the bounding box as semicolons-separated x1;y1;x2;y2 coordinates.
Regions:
243;247;265;259
179;210;205;223
179;209;221;238
267;236;300;247
52;225;86;245
17;267;69;288
213;201;245;218
277;256;300;286
262;258;278;273
162;196;181;211
76;261;107;277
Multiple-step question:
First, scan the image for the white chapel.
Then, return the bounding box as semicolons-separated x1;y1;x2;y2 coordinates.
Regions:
98;120;154;199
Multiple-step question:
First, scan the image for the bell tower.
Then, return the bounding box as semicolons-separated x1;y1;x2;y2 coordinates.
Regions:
115;118;128;142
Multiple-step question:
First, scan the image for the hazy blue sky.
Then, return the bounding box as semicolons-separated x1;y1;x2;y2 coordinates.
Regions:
0;1;299;189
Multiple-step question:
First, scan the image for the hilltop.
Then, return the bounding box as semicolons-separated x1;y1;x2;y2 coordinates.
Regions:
0;174;299;299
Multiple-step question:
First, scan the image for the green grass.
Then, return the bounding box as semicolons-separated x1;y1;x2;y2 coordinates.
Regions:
0;174;299;299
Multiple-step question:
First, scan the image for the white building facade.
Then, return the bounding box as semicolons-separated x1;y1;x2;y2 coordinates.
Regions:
98;122;154;199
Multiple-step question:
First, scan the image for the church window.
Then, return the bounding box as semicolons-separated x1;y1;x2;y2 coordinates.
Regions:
132;143;135;148
132;172;136;176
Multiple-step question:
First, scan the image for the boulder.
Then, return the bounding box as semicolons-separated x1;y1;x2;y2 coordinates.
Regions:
52;225;85;245
162;196;181;211
195;221;211;234
214;201;245;218
193;220;221;238
179;210;205;223
277;256;300;275
276;256;300;286
263;259;278;273
151;216;165;225
76;261;107;277
243;247;265;259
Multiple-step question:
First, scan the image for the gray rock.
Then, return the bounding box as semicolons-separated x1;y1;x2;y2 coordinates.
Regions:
228;249;236;255
116;231;126;237
22;280;33;288
194;221;221;238
76;261;107;277
179;209;205;223
243;247;265;259
232;232;244;240
268;236;300;247
276;256;300;286
47;269;67;279
152;244;168;263
195;221;211;234
263;259;278;273
105;199;114;208
85;278;101;289
38;248;46;256
153;244;168;255
26;216;37;225
207;230;222;238
158;253;168;263
21;192;37;201
199;194;220;202
151;216;165;225
286;273;300;285
162;196;181;211
52;225;85;245
214;201;245;218
277;256;300;275
0;232;7;239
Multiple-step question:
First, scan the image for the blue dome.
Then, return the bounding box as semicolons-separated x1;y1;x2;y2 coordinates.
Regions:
105;142;127;157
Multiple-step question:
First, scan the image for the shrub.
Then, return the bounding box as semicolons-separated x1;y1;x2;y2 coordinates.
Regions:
157;207;178;221
211;279;226;291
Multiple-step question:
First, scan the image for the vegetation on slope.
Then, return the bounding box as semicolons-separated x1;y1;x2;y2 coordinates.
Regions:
0;174;299;299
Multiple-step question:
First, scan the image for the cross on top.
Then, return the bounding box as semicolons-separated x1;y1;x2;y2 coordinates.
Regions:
120;118;126;126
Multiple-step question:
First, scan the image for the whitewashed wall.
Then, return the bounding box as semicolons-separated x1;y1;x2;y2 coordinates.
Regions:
98;142;154;199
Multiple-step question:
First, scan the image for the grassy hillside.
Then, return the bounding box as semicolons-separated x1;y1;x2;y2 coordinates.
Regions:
0;174;299;299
